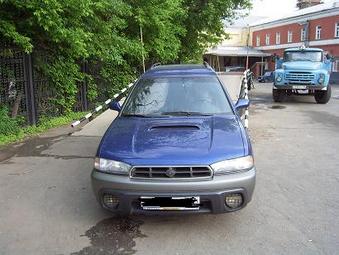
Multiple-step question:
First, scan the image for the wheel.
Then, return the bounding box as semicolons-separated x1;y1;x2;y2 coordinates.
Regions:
272;88;286;102
314;85;331;104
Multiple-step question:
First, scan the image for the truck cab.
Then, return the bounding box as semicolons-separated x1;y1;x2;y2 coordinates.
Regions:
273;47;332;104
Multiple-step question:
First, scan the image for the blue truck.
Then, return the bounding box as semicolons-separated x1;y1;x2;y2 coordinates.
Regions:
273;47;332;104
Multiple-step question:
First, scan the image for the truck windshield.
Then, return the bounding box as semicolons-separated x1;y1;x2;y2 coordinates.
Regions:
122;76;233;116
284;51;322;62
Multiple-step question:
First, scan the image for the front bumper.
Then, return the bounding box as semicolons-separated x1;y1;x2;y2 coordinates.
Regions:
273;84;327;90
91;168;256;215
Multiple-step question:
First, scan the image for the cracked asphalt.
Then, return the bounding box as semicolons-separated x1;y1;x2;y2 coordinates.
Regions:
0;83;338;255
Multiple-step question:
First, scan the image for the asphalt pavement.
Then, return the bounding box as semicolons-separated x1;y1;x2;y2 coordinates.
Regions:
0;82;338;255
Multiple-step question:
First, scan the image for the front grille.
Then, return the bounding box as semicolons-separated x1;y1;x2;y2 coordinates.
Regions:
130;166;212;179
285;72;315;83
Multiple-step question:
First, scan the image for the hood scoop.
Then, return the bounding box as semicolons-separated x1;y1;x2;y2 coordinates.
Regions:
149;124;200;131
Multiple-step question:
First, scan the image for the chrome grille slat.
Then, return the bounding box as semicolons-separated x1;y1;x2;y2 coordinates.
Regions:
131;166;212;179
285;72;315;83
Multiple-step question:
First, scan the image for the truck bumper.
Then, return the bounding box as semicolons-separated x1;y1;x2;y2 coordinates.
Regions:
273;84;327;90
91;168;256;215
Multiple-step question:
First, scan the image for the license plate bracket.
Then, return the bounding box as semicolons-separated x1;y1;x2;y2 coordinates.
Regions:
140;196;200;211
292;85;307;89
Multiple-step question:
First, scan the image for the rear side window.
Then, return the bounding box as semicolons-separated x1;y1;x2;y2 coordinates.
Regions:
123;76;232;116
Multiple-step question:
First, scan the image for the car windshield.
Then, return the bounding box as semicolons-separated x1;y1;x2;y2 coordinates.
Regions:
284;51;322;62
122;76;233;116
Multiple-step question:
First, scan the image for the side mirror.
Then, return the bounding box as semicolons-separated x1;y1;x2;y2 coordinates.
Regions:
109;101;122;112
235;99;250;112
325;54;335;62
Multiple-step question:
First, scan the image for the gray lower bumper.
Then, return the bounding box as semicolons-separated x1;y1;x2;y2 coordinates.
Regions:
273;85;327;90
91;168;256;215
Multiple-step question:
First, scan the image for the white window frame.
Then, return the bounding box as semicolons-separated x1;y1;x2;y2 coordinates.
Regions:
301;28;306;41
276;32;281;44
265;34;270;45
335;22;339;38
315;25;322;40
287;30;293;43
256;36;260;46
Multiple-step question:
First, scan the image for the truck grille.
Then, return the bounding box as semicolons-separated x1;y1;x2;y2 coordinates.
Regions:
285;72;315;83
130;166;213;179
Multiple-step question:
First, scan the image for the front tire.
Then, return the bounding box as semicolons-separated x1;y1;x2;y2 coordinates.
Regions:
273;89;286;102
314;85;331;104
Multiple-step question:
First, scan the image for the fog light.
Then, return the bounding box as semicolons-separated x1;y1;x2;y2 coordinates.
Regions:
103;194;119;209
225;194;243;209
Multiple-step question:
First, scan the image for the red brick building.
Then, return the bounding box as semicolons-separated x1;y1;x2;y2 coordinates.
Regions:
251;1;339;73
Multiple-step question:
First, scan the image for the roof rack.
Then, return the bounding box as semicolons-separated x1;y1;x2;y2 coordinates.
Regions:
203;61;214;71
150;63;161;69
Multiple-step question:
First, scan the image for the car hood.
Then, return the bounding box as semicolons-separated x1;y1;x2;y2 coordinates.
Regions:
282;61;322;71
98;115;246;166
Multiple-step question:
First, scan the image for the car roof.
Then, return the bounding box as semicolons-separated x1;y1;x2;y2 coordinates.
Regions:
142;64;216;78
285;47;323;52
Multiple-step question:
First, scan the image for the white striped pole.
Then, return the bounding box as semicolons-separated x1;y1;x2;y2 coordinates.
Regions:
71;82;135;128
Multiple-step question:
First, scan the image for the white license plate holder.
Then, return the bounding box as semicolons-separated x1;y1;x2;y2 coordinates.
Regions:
292;85;307;89
140;196;200;211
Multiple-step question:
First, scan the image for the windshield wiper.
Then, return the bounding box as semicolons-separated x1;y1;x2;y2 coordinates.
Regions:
122;113;152;118
161;111;212;116
122;113;168;118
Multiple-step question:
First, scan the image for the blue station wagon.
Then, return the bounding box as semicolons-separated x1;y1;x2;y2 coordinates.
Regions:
91;64;256;215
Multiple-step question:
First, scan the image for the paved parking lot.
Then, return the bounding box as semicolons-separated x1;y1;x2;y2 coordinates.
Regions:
0;83;338;255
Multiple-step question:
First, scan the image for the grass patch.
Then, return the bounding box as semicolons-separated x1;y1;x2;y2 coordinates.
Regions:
0;111;87;146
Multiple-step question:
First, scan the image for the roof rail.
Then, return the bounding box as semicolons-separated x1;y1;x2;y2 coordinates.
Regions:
203;61;214;71
150;63;161;69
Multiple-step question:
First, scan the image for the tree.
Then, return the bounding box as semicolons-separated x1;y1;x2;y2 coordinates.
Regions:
179;0;251;61
0;0;251;113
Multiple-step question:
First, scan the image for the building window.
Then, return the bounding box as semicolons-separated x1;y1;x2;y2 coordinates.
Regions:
276;32;281;44
315;25;322;40
335;23;339;38
256;36;260;46
301;28;306;41
265;34;270;45
288;31;293;43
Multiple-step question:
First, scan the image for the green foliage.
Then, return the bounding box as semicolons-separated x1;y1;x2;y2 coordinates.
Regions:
179;0;252;61
0;111;87;146
0;0;251;112
0;106;20;136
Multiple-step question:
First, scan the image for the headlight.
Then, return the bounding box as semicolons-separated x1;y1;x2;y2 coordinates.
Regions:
94;157;131;175
276;73;283;82
211;155;254;175
318;73;325;84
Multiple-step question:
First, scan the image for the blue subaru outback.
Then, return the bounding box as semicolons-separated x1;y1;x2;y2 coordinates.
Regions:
91;64;256;214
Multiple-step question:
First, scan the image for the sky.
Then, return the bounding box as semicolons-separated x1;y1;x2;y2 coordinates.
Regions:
250;0;333;18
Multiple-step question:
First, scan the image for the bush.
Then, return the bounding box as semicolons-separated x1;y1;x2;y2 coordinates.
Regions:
0;111;87;146
0;106;21;136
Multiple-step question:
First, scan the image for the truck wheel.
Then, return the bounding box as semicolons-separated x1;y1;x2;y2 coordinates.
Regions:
273;89;286;102
314;85;331;104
